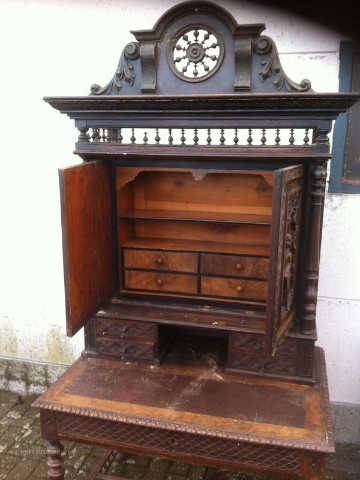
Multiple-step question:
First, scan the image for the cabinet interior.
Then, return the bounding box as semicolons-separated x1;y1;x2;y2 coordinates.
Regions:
117;167;275;310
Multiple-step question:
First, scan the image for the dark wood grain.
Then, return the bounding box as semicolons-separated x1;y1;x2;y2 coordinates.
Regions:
124;248;198;272
124;270;198;295
59;161;114;336
201;277;267;301
201;253;269;279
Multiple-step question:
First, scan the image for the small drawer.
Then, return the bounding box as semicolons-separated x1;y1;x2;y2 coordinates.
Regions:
201;276;267;301
95;338;155;360
124;271;197;295
124;249;197;273
201;253;269;279
96;318;155;340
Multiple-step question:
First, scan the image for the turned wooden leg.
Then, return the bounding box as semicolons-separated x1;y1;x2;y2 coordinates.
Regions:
47;441;65;480
301;451;326;480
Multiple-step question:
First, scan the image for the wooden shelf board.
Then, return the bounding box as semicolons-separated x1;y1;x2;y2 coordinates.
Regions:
100;297;266;332
120;209;272;225
122;237;270;257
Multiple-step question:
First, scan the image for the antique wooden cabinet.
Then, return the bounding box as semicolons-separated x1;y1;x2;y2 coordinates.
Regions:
33;3;360;479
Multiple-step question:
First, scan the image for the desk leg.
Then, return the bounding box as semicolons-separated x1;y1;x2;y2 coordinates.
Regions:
47;441;65;480
301;451;326;480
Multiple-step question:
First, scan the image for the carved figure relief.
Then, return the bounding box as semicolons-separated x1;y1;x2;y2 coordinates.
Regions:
282;193;301;314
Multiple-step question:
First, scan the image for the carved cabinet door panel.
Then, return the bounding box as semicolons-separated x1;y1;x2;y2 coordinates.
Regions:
265;164;304;357
59;161;114;336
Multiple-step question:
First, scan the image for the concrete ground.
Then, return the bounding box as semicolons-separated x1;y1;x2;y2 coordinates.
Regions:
0;390;359;480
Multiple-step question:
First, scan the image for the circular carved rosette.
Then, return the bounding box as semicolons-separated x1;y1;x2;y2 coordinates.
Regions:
168;26;224;82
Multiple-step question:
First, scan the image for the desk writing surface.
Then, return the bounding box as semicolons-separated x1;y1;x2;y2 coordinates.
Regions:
34;345;333;452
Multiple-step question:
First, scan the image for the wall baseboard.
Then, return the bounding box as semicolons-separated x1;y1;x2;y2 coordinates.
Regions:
1;356;359;445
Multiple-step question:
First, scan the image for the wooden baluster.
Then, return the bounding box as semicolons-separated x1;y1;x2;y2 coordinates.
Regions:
143;131;148;144
193;128;199;145
168;128;173;145
155;128;160;144
207;128;212;145
102;129;106;142
118;128;123;144
247;128;253;145
261;128;267;145
233;128;239;145
304;128;310;145
77;127;89;143
47;441;64;480
180;128;186;145
130;128;136;144
107;128;118;143
220;128;225;145
289;128;295;145
275;128;280;145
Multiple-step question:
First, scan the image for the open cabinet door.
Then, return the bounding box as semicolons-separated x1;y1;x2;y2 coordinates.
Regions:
265;164;304;357
59;161;114;337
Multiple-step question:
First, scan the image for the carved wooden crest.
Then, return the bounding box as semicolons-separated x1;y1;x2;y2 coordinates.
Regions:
90;1;312;96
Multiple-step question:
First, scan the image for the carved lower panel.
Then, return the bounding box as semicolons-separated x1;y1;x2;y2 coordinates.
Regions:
58;413;301;475
229;352;297;376
96;318;155;339
227;332;314;381
95;338;155;360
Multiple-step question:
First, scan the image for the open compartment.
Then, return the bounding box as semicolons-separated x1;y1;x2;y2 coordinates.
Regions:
60;161;304;357
117;168;274;307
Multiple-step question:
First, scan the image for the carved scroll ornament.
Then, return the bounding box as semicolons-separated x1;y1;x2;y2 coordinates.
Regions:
254;36;312;92
91;42;140;95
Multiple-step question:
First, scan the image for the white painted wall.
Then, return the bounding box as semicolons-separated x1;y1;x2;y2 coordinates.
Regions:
0;0;358;404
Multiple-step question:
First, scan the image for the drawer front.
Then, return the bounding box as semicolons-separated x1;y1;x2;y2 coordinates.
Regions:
201;253;269;279
124;271;197;295
201;277;267;301
96;318;155;340
124;249;197;273
95;338;155;360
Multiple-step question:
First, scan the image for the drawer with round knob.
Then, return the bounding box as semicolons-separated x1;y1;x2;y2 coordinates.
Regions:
201;253;269;279
123;248;197;273
124;270;197;294
201;276;267;301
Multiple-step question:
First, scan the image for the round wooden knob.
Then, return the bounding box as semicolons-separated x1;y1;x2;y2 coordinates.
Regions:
156;257;164;265
236;285;244;293
235;263;243;271
156;278;163;286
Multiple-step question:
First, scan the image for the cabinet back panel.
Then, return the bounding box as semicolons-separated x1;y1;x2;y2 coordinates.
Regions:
137;220;271;247
131;171;273;216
